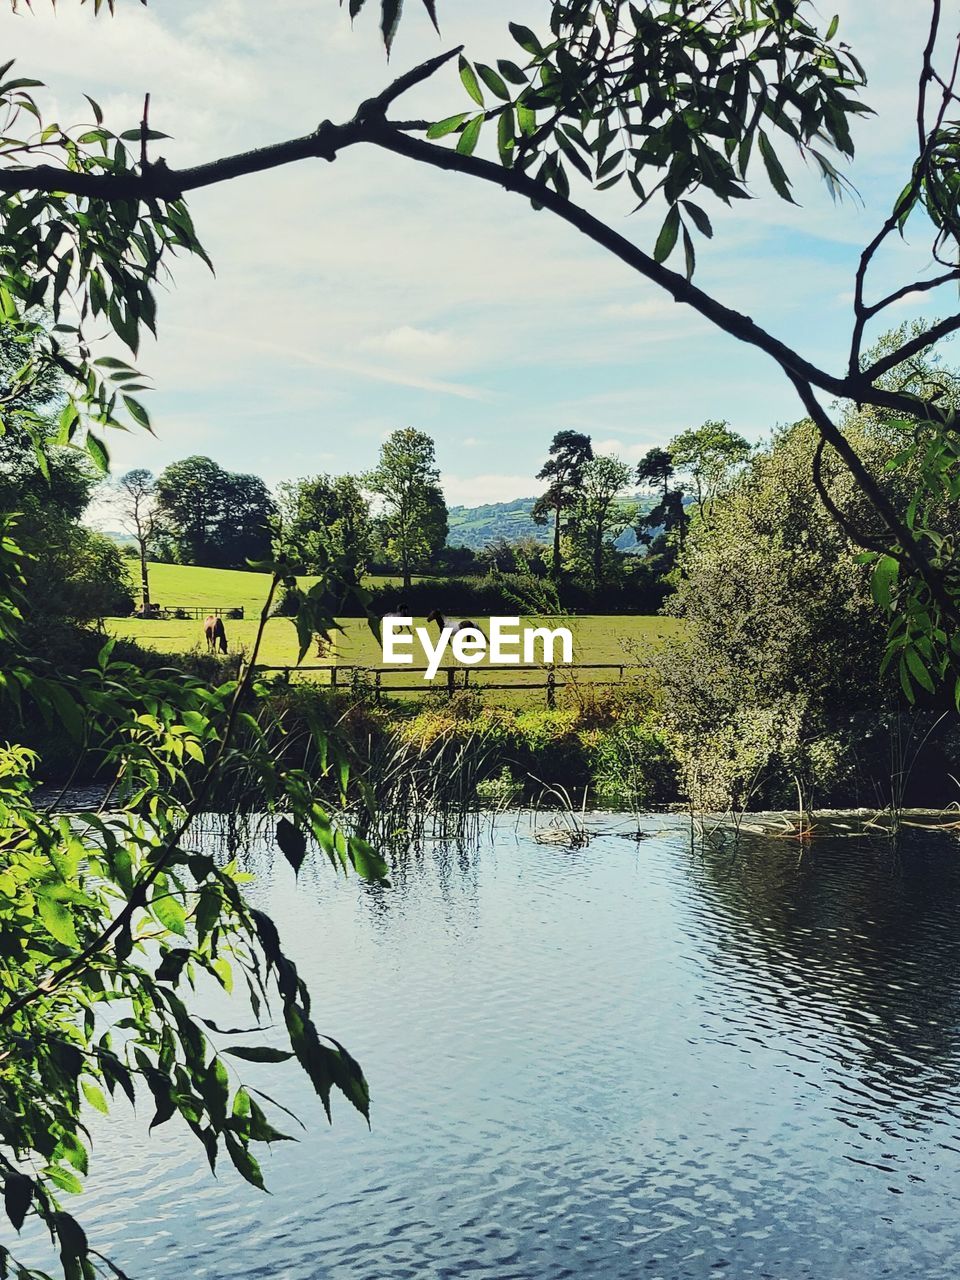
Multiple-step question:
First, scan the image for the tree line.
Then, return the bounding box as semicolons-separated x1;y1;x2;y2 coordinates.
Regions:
118;419;750;614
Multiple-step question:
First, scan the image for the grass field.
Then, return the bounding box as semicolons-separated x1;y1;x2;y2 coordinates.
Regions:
110;562;678;699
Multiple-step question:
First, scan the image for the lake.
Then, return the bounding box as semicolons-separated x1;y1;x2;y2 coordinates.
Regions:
18;813;960;1278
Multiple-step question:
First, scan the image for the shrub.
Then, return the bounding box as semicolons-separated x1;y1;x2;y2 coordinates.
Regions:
590;721;678;806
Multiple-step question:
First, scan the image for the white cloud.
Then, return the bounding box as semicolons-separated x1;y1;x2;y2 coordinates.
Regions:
361;325;455;358
591;438;652;464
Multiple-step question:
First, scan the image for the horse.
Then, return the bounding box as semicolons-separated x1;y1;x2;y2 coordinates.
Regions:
203;615;227;653
426;610;483;636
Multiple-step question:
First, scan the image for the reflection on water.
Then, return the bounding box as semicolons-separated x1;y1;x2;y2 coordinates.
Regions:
16;815;960;1278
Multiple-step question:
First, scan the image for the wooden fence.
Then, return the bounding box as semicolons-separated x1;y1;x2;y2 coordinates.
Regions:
139;605;245;621
253;661;644;708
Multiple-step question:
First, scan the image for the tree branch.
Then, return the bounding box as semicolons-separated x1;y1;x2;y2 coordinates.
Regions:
0;50;950;430
849;0;949;377
788;372;956;627
860;313;960;386
865;269;960;318
0;46;464;200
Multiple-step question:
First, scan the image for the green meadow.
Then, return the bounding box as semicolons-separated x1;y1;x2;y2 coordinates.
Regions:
109;562;678;696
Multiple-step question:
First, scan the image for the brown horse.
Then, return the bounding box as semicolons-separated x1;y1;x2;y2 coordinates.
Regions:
203;615;227;653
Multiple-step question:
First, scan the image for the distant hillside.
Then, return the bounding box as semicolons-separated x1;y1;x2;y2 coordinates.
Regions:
446;498;546;549
447;495;655;552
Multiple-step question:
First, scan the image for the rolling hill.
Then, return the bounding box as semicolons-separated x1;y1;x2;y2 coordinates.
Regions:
446;495;655;552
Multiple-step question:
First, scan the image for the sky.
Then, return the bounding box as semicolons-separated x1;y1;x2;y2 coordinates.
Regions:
8;0;952;514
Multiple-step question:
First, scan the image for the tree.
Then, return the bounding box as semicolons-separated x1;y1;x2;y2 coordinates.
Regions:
279;473;373;589
365;428;446;591
0;326;135;639
219;471;276;568
531;430;593;581
656;409;920;812
669;420;751;528
115;468;158;611
569;454;633;586
156;456;275;569
155;456;226;566
634;446;688;567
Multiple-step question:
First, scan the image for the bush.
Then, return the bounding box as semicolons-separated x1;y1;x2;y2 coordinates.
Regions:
590;722;678;806
653;410;960;811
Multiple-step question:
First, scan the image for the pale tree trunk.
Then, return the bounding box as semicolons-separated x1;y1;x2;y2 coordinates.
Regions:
138;538;151;610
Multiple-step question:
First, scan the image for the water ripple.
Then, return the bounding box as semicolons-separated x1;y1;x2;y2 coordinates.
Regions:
16;814;960;1278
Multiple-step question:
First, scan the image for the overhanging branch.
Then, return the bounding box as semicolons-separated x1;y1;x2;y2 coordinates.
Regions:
0;48;950;428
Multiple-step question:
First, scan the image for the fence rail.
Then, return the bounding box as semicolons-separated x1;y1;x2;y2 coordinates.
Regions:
253;661;645;708
135;605;245;621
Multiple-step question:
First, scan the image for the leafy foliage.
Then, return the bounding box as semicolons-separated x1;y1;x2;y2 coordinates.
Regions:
0;64;211;472
442;3;866;275
0;526;389;1277
668;419;751;526
278;473;373;589
654;406;955;811
567;453;634;585
364;428;447;592
155;456;276;570
532;430;593;580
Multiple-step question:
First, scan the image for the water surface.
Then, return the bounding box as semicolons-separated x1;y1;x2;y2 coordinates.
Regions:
19;814;960;1278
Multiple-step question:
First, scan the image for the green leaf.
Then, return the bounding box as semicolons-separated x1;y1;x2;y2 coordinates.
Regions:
825;13;839;40
3;1174;32;1231
123;395;151;430
497;106;516;164
681;225;696;280
276;817;307;876
870;554;899;609
347;835;389;881
458;55;484;107
380;0;402;55
653;205;681;264
680;199;713;238
119;127;170;142
81;1080;109;1114
904;645;935;694
151;890;187;937
45;1166;83;1196
426;112;468;139
456;115;483;156
476;63;510;102
224;1045;296;1063
37;893;79;948
53;1211;88;1261
758;130;797;203
224;1133;265;1189
85;432;109;474
497;59;528;86
508;21;542;54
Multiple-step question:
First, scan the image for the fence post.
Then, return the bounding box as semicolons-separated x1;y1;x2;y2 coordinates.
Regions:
375;671;382;704
546;665;556;710
447;667;456;698
330;665;338;690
